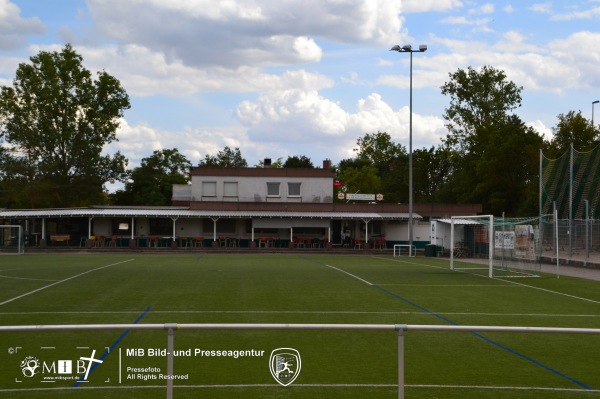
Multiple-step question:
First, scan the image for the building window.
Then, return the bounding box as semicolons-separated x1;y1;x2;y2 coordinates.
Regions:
267;182;280;197
223;182;238;197
202;181;217;197
287;182;301;197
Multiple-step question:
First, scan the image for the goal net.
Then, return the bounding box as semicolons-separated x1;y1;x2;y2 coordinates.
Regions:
449;216;541;278
0;225;24;255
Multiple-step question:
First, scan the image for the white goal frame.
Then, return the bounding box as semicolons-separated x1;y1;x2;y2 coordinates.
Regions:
393;244;416;257
450;215;493;278
0;225;24;255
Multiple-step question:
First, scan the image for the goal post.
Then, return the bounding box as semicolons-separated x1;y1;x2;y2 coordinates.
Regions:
0;225;24;255
393;244;416;257
450;215;493;278
449;216;541;278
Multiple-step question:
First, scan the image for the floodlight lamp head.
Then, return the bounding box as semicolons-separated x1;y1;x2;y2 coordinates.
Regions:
594;100;600;105
419;44;428;52
390;45;401;52
402;44;412;51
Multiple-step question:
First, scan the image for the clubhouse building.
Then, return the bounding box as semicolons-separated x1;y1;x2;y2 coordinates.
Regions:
0;160;481;250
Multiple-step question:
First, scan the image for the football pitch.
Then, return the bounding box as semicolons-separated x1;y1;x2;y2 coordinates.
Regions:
1;253;600;399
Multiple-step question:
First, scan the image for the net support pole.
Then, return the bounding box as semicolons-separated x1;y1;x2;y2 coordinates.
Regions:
555;209;559;279
449;221;455;270
166;324;177;399
396;324;407;399
585;200;589;265
488;215;493;279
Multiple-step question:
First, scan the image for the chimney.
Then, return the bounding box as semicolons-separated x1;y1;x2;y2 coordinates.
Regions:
263;158;272;168
323;159;332;169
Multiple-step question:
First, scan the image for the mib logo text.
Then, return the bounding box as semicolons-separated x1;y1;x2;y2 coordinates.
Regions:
17;350;103;383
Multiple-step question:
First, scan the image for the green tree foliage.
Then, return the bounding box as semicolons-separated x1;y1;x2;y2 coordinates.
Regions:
412;146;453;203
199;146;247;167
111;149;191;206
283;155;314;168
439;66;544;215
0;44;130;208
546;110;600;157
337;159;381;199
441;65;522;152
336;132;405;202
474;116;544;215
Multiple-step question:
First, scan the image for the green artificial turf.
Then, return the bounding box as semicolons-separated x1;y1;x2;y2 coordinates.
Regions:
1;253;599;398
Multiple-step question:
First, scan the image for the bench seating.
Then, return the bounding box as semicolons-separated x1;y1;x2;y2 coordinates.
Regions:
50;234;70;245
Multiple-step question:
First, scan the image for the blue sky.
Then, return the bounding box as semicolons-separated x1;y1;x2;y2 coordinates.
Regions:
1;0;600;174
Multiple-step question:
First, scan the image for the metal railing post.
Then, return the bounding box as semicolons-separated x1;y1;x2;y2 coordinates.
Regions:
396;324;407;399
166;323;177;399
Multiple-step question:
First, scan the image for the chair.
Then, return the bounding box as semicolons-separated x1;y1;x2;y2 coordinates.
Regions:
193;237;204;248
354;239;363;250
107;235;117;248
342;236;352;248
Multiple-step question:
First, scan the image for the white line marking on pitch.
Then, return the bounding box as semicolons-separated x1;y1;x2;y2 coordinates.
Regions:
0;275;59;282
324;264;373;286
0;383;596;394
0;259;135;307
2;309;600;318
379;256;600;306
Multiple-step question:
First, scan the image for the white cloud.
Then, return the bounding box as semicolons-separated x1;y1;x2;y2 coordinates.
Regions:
529;3;552;14
503;4;514;13
108;119;253;167
381;30;600;96
527;119;552;140
0;0;45;50
62;44;333;96
551;6;600;21
87;0;404;71
401;0;463;13
236;91;447;162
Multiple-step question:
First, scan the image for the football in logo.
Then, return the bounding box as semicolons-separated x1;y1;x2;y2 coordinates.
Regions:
269;348;301;386
20;356;40;378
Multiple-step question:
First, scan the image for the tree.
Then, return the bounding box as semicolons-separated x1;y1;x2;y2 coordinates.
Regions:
199;146;247;167
473;116;544;215
0;44;130;208
439;66;545;215
337;163;381;198
283;155;314;168
412;146;453;203
441;65;522;153
547;111;599;156
351;132;407;203
112;148;191;206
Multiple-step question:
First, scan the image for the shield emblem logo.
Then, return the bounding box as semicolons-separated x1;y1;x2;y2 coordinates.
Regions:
269;348;301;386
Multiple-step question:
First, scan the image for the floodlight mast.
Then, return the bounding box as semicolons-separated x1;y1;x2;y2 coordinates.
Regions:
390;43;427;249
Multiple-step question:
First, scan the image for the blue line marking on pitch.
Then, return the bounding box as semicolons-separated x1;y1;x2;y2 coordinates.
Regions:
73;306;152;387
373;285;593;390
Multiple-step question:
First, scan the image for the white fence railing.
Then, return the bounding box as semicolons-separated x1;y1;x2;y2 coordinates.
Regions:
3;323;600;399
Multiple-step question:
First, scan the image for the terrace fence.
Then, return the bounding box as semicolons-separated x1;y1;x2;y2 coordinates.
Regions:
2;323;600;399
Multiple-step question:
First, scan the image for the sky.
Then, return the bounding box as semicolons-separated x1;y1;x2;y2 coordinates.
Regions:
1;0;599;176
